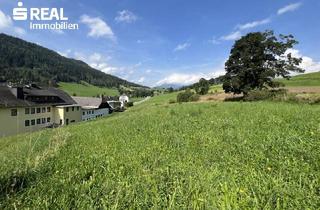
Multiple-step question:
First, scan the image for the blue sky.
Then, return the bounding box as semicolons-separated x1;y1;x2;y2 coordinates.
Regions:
0;0;320;87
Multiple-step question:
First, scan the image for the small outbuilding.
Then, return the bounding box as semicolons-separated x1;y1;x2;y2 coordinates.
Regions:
119;94;129;106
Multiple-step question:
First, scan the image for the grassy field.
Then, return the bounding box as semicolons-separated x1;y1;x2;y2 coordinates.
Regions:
58;82;119;97
277;71;320;87
1;93;320;209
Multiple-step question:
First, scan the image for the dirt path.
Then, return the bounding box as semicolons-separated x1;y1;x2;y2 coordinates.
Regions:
285;86;320;93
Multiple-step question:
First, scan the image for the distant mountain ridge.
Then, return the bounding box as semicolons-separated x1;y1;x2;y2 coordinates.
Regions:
0;33;144;88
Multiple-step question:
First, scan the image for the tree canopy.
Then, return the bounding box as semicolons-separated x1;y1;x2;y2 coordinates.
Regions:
194;78;210;95
223;30;304;95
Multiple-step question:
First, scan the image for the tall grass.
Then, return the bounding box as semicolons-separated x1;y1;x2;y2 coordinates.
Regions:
0;94;319;209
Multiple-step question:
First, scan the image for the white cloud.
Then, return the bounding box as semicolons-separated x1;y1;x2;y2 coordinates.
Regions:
137;39;144;44
73;51;117;74
236;18;271;30
71;51;144;82
156;73;207;86
286;49;320;73
208;37;220;45
221;31;242;41
137;77;145;83
13;26;25;35
0;10;12;29
58;49;71;57
145;69;152;73
278;3;302;15
0;10;25;35
174;43;191;52
115;10;137;23
80;15;115;40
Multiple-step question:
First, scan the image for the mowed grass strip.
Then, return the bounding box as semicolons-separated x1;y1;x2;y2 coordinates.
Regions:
0;93;320;209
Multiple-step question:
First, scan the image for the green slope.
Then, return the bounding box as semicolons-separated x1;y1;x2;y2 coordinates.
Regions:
58;82;119;97
1;94;320;209
0;33;142;88
277;71;320;86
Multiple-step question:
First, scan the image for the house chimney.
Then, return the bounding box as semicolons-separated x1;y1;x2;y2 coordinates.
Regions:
10;86;24;99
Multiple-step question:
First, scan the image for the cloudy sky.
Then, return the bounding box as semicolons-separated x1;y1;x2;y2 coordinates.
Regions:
0;0;320;87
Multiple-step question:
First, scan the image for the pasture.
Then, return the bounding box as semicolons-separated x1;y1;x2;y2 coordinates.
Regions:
1;92;319;209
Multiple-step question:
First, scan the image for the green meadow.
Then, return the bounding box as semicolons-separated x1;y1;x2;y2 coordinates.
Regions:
277;71;320;87
58;82;119;97
1;93;320;209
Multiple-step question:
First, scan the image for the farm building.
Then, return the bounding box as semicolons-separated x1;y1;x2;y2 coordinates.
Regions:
72;96;112;121
0;84;81;137
119;94;129;105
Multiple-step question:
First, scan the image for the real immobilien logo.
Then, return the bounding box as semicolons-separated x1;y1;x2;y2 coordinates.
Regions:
13;1;79;31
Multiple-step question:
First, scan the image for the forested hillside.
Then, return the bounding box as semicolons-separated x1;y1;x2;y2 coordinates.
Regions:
0;33;142;88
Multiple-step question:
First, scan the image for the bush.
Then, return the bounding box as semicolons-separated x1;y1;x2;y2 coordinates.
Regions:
177;90;194;102
194;78;210;95
177;90;200;103
189;94;200;102
168;99;176;104
244;89;287;101
126;101;134;107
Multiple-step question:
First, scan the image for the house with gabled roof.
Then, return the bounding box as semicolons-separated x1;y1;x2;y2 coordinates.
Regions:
72;96;112;121
0;84;81;137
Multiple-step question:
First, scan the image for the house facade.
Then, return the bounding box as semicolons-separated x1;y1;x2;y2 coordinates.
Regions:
0;84;81;137
72;96;112;121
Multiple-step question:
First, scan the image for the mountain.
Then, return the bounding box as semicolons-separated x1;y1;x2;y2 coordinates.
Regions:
0;33;144;88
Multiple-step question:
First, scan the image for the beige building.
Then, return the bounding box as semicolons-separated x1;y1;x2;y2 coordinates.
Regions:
0;84;81;137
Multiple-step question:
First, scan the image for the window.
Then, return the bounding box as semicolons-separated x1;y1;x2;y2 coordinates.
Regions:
25;108;30;115
47;107;51;112
92;110;94;114
66;119;69;125
77;107;80;111
31;119;35;126
42;107;46;113
60;119;63;125
11;109;17;116
72;107;74;111
83;112;85;116
71;120;75;123
31;108;35;114
47;117;51;123
66;107;69;112
37;108;41;113
25;120;30;127
42;118;46;124
37;118;41;124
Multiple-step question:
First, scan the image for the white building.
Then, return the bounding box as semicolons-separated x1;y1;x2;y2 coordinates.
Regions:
119;94;129;106
72;97;112;121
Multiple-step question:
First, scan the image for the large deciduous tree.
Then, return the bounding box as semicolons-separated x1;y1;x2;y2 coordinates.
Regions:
223;30;304;95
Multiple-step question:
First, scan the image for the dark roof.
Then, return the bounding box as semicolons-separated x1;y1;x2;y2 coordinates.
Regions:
0;86;76;108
